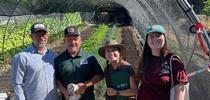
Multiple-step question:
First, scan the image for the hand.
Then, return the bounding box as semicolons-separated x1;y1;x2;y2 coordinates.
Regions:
62;90;71;100
106;88;117;96
76;83;87;94
207;61;210;72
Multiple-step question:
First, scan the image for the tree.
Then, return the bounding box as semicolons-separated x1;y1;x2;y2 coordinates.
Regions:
202;0;210;15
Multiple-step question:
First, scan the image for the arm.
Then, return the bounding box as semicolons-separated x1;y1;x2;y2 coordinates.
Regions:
107;76;137;96
76;74;104;94
170;55;188;100
85;56;104;87
84;74;104;87
12;55;26;100
118;76;137;96
56;80;71;100
174;83;186;100
77;56;104;94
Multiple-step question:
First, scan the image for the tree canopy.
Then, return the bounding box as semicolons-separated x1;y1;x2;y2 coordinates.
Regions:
202;0;210;15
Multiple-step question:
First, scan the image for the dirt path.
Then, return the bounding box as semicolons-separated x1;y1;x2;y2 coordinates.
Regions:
121;26;143;72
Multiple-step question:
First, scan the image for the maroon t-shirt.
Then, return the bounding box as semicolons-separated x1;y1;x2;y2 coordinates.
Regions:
138;54;188;100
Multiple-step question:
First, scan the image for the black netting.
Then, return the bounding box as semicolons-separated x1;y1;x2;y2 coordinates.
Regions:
1;0;210;99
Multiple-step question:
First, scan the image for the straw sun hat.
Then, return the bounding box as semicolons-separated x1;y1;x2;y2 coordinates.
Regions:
98;40;126;58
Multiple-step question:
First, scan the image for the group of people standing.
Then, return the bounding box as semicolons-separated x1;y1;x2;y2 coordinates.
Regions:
11;22;188;100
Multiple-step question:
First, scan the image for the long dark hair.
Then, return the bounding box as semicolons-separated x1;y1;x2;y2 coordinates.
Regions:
137;33;170;79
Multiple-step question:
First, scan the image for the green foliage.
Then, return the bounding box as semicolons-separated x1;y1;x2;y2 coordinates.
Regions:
0;23;32;64
82;24;108;52
0;12;83;66
202;0;210;15
95;80;106;99
81;24;120;67
106;25;118;40
83;25;121;99
81;24;109;98
81;24;108;67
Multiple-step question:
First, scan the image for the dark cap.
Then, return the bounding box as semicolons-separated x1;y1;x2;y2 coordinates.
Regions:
31;23;48;34
64;26;80;36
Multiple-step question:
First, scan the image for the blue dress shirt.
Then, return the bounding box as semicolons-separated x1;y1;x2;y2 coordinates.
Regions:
12;44;59;100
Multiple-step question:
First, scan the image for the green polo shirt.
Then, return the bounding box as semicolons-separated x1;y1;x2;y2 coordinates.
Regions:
54;49;103;100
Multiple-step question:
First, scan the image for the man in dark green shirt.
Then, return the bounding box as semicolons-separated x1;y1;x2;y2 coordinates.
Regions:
55;26;104;100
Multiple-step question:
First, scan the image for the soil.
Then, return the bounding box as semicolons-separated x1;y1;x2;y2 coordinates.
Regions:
121;26;143;72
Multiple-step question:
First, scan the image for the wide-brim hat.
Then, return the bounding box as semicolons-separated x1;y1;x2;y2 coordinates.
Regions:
146;25;166;34
98;40;126;58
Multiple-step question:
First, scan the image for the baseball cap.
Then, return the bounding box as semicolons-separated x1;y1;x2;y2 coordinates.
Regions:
31;23;48;34
146;25;166;34
64;26;80;36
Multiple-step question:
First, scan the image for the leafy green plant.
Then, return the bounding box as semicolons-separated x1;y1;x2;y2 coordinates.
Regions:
201;0;210;15
82;24;108;52
0;12;83;67
105;25;119;40
80;24;109;99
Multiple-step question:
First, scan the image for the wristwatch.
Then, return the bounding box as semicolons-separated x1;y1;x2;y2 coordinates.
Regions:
116;91;120;96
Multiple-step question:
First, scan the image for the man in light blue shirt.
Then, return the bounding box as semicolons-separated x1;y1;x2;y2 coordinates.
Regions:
12;23;59;100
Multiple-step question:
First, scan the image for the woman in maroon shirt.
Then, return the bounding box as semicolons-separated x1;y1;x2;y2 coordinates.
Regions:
137;25;188;100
